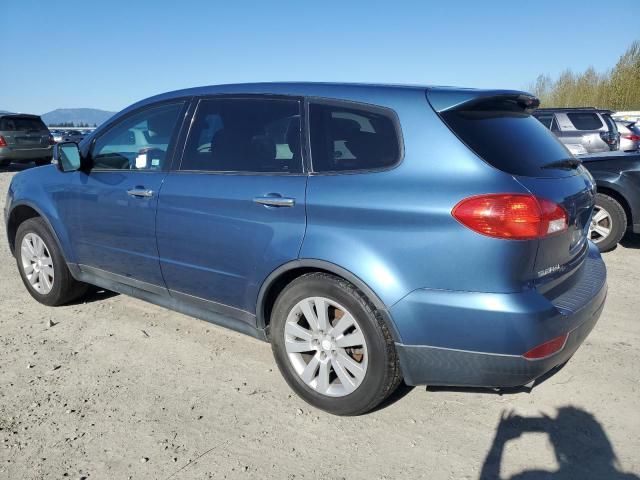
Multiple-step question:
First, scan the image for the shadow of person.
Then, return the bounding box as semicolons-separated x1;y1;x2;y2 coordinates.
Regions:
480;407;638;480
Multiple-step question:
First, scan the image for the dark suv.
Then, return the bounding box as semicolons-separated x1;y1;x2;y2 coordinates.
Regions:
534;108;620;154
0;113;53;167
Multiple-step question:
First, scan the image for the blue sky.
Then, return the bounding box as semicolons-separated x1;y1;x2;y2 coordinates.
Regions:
2;0;638;114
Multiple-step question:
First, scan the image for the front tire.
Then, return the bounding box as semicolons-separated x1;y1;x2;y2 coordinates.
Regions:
270;273;401;415
15;218;88;306
589;193;627;252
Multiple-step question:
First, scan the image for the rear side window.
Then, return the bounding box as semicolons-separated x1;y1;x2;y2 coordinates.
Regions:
0;116;47;132
567;112;603;130
440;107;573;177
535;113;554;130
309;103;400;172
181;98;302;173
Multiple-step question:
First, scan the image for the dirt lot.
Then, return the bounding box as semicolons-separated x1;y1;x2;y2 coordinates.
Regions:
1;165;639;480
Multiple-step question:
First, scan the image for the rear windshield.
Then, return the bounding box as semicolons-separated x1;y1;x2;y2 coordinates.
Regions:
0;116;47;132
567;112;603;130
440;108;574;177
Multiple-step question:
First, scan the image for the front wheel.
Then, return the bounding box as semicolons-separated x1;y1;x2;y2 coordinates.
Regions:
15;218;88;306
589;193;627;252
270;273;401;415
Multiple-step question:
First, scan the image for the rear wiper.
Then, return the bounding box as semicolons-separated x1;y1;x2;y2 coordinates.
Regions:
541;158;582;170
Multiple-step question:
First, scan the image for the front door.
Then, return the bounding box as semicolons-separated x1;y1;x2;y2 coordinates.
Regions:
65;101;187;288
156;97;307;318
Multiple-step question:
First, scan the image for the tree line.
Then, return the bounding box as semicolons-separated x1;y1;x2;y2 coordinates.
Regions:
48;121;97;128
529;41;640;111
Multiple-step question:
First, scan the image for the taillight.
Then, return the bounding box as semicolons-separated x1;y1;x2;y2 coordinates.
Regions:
452;194;568;240
523;334;568;360
0;136;7;147
622;134;640;141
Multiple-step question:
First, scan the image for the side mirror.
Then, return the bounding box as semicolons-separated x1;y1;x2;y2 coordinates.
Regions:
54;142;82;172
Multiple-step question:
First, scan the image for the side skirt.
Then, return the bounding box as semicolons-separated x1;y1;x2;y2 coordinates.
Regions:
68;263;267;342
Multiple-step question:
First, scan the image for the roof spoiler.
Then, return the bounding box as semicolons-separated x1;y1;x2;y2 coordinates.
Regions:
426;88;540;114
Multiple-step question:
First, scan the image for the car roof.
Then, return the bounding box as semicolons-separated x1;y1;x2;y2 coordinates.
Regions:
108;82;533;125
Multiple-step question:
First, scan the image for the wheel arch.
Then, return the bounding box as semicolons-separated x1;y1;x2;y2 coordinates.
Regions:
256;259;402;342
596;185;632;227
7;202;68;259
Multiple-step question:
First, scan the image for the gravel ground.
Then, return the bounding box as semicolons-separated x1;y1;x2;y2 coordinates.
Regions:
1;165;639;480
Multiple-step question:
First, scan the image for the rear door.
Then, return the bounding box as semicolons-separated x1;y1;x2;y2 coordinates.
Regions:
156;96;307;318
432;94;596;281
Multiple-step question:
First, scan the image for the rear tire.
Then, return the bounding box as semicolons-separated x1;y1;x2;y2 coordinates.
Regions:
0;159;10;168
15;218;88;306
270;272;402;415
590;193;627;252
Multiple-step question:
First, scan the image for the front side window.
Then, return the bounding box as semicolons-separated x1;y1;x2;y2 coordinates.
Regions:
91;103;184;170
180;98;302;173
567;112;603;130
309;103;400;172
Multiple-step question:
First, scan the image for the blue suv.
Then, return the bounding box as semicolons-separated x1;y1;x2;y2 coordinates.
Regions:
4;83;607;415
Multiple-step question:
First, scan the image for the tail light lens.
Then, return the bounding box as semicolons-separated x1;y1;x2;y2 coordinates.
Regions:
452;194;568;240
622;134;640;141
0;136;7;147
523;334;568;360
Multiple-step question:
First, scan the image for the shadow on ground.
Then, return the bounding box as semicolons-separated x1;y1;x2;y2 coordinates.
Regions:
620;232;640;249
479;406;639;479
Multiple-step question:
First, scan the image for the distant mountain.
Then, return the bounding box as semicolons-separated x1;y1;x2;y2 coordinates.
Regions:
41;108;116;126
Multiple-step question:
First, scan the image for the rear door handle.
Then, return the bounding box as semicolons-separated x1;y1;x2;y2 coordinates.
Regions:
127;188;154;198
253;195;295;207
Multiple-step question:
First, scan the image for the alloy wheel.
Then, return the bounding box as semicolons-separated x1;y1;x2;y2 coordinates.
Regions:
20;233;55;294
589;206;612;244
284;296;368;397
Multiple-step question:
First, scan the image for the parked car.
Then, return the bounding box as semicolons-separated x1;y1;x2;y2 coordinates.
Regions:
4;83;607;415
0;113;53;167
52;130;85;144
581;151;640;251
616;120;640;152
533;107;620;154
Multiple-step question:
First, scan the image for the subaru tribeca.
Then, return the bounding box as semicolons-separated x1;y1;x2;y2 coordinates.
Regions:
0;113;53;167
4;83;607;415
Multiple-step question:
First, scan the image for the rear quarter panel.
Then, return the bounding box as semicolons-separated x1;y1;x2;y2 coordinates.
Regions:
301;89;538;308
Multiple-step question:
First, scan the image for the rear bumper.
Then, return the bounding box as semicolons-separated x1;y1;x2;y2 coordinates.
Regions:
0;146;52;162
393;243;607;387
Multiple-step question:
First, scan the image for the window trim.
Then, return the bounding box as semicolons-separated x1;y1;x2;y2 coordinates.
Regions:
305;97;404;175
86;99;190;173
173;94;307;176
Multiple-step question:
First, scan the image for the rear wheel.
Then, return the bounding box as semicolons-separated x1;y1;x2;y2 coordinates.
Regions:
270;273;401;415
589;193;627;252
15;218;88;306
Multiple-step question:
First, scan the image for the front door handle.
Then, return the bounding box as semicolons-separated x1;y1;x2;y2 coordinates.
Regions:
253;195;295;207
127;188;154;198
